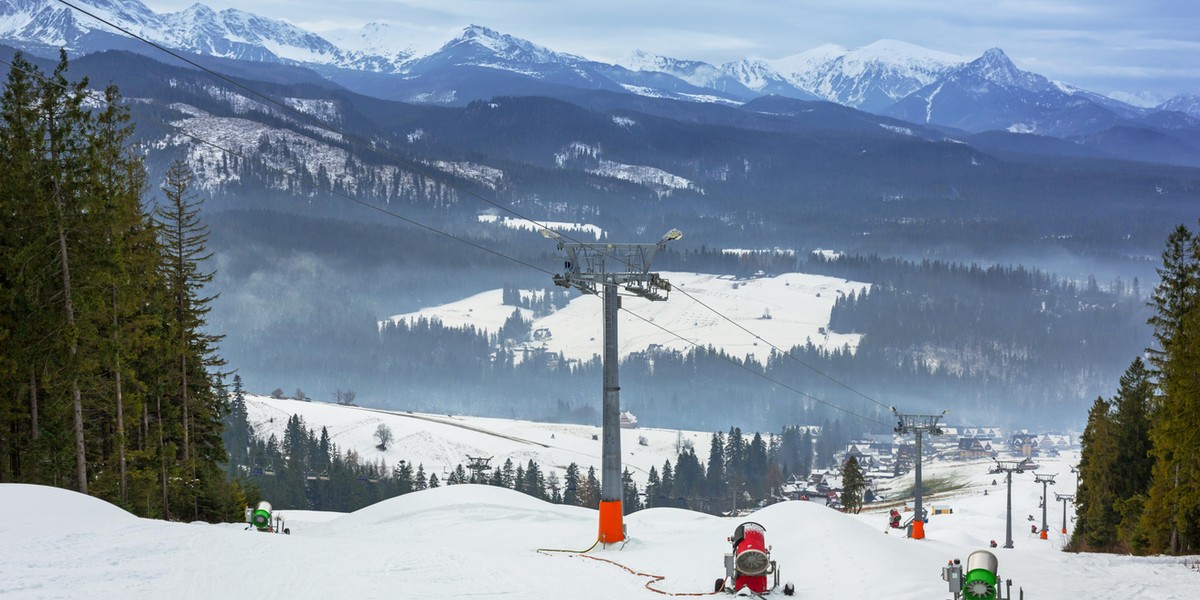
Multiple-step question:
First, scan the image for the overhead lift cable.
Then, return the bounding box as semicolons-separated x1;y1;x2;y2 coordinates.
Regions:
10;11;889;427
54;0;892;417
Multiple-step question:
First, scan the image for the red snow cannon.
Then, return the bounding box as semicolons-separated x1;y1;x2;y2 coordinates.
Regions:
717;522;792;595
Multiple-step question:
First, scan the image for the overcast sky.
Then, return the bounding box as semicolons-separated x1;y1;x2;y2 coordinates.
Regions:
140;0;1199;104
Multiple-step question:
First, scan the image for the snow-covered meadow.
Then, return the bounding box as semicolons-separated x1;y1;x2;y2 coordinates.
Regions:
383;271;869;366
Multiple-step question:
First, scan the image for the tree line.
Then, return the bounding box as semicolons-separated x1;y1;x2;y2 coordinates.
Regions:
1072;221;1200;555
228;373;864;517
0;53;244;521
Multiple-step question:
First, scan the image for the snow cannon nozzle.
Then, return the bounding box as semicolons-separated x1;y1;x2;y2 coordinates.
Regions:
720;522;790;595
251;501;272;531
944;549;1012;600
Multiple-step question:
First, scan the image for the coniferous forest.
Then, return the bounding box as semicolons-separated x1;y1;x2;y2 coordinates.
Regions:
0;53;245;521
1072;221;1200;555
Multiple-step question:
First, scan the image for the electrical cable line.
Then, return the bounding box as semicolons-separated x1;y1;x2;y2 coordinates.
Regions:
667;284;890;411
619;307;887;427
2;53;883;427
54;0;891;414
6;11;890;426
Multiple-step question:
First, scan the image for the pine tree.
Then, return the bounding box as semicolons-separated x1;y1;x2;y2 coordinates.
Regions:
1075;397;1120;550
525;460;544;499
581;466;600;508
37;51;95;494
154;160;228;520
500;458;515;488
222;375;252;474
644;466;661;508
706;431;726;505
842;456;865;514
0;52;53;485
1140;222;1200;554
415;464;428;491
621;467;641;514
563;462;581;506
1111;358;1155;512
660;460;675;506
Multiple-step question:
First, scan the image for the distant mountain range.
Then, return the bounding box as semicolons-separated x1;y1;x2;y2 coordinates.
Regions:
4;0;1199;138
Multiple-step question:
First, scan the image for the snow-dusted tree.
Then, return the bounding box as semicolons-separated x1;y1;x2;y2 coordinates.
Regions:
374;423;394;450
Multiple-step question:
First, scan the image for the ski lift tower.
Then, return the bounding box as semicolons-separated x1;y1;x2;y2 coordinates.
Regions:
1034;473;1056;539
891;407;947;540
466;455;493;483
992;460;1027;549
544;227;682;544
1054;493;1075;535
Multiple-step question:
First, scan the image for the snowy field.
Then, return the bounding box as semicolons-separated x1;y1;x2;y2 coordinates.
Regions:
3;399;1198;599
383;271;869;365
246;396;715;486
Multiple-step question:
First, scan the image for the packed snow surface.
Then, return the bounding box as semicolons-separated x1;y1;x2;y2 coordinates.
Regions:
2;449;1196;599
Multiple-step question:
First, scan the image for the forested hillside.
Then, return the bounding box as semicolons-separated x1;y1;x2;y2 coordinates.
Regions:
0;54;245;520
1073;221;1200;556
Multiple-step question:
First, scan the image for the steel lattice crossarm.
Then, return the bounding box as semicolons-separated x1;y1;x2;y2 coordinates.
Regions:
891;409;947;435
543;229;681;300
991;460;1026;474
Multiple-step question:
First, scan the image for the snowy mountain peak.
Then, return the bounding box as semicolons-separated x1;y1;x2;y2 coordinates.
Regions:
721;58;787;91
852;39;966;68
770;40;962;110
978;47;1016;70
622;49;711;74
1159;93;1200;118
457;24;502;43
958;47;1050;93
323;21;420;62
439;24;582;64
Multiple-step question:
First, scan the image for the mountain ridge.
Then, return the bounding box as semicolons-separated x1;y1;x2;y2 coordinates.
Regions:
7;0;1190;121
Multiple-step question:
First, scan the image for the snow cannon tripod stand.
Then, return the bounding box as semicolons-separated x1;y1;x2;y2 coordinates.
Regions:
715;522;794;597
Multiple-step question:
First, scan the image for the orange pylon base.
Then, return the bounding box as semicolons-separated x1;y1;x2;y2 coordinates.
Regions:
1040;529;1048;539
911;519;925;540
598;500;624;543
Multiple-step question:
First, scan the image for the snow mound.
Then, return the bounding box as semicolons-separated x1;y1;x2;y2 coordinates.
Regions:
0;483;136;529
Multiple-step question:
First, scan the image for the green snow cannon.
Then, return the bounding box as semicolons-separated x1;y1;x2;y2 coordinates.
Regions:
962;550;999;600
251;501;273;531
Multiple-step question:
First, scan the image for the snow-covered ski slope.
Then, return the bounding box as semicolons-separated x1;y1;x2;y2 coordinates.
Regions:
383;271;869;365
3;397;1198;599
2;447;1196;599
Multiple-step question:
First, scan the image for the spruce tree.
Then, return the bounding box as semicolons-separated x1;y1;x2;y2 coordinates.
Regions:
154;160;227;519
1075;397;1120;550
621;467;641;514
842;456;866;514
563;462;581;506
644;466;661;508
706;431;726;505
1140;222;1200;554
1112;358;1155;498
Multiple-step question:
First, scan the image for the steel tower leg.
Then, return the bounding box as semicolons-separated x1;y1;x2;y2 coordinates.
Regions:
598;282;624;543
